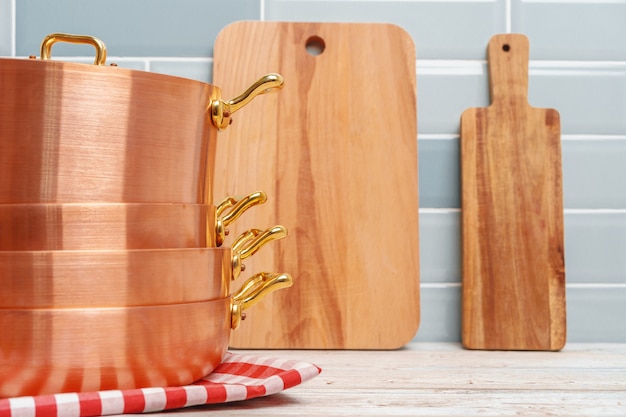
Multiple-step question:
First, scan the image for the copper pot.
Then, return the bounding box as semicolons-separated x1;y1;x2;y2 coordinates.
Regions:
0;203;215;250
0;33;283;204
0;247;231;307
0;191;269;250
0;225;287;308
0;272;292;397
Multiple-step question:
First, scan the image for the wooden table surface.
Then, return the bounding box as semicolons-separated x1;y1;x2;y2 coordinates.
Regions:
157;342;626;416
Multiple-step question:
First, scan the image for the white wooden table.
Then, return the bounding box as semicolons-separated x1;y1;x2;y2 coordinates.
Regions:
160;343;626;416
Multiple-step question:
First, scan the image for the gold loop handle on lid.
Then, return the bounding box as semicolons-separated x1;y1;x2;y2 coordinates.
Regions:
40;33;107;65
230;272;293;330
211;73;284;130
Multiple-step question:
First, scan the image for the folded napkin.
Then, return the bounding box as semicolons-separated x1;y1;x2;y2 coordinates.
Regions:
0;352;321;417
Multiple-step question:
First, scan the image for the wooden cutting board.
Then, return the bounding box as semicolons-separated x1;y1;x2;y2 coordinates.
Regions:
460;34;566;351
213;21;419;349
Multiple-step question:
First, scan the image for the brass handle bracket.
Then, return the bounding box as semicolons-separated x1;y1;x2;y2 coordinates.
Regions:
231;225;287;280
230;272;293;330
211;73;284;130
215;191;267;246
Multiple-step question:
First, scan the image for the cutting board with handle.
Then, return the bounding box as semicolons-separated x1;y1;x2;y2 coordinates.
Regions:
213;21;419;349
460;34;566;351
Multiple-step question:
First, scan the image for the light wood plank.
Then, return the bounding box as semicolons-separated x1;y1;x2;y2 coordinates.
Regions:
213;21;420;349
153;343;626;417
460;34;566;351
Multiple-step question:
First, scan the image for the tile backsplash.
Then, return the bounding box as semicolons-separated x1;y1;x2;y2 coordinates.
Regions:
1;0;624;343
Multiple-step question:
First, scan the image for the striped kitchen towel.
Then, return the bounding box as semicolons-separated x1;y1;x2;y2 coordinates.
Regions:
0;352;321;417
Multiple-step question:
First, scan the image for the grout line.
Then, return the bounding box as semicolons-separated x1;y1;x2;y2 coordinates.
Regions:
420;135;626;141
140;57;211;63
418;134;626;141
421;283;460;289
419;208;461;214
14;56;622;68
418;134;459;140
568;283;626;289
531;60;626;68
417;59;626;67
566;208;626;214
561;134;626;140
45;56;212;62
418;208;626;214
420;283;626;289
260;0;265;21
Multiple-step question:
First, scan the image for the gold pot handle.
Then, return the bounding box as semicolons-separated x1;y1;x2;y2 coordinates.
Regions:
231;225;288;280
40;33;107;66
215;191;267;246
211;73;284;130
230;272;293;330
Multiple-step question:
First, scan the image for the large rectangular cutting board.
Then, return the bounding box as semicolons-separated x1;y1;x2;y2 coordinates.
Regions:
213;21;420;349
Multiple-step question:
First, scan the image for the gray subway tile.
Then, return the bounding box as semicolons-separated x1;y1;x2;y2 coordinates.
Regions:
149;59;212;83
566;286;626;343
0;0;12;56
419;210;626;285
511;0;626;61
418;62;488;135
565;211;626;284
22;56;148;70
419;210;461;283
563;139;626;209
418;136;460;209
413;285;462;343
529;65;626;136
420;132;626;209
16;0;260;57
266;0;507;60
419;62;626;136
413;285;626;343
419;136;626;210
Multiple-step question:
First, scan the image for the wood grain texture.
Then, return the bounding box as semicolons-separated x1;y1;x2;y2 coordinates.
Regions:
213;22;419;349
460;34;566;351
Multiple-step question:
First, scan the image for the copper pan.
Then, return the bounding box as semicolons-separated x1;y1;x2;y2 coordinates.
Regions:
0;191;268;250
0;203;216;250
0;33;283;203
0;225;287;308
0;272;293;397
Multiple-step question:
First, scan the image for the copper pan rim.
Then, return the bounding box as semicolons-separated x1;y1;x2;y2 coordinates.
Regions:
0;247;232;308
0;56;219;204
0;47;283;204
0;297;231;397
0;202;217;250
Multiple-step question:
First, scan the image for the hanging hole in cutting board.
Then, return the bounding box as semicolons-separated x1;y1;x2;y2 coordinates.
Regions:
305;36;325;56
502;43;510;52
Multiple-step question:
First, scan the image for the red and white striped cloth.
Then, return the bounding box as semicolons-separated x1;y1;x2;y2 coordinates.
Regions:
0;352;321;417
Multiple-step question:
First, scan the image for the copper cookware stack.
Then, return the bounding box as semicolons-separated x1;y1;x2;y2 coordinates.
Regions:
0;33;291;397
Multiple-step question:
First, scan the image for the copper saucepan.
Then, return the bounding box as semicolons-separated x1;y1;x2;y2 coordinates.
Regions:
0;33;283;204
0;225;287;308
0;191;268;250
0;272;293;398
0;203;216;250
